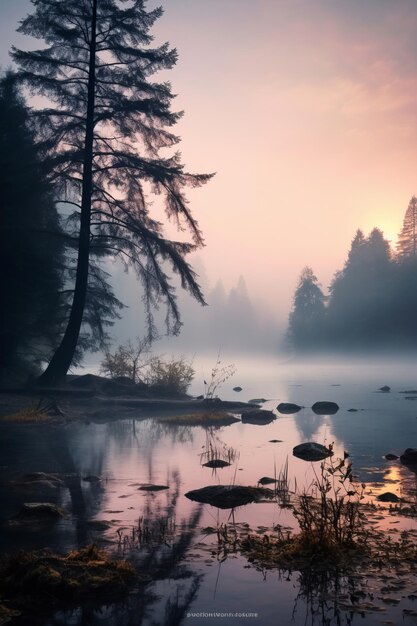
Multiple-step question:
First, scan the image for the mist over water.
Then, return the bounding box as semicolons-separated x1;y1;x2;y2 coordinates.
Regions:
7;350;417;624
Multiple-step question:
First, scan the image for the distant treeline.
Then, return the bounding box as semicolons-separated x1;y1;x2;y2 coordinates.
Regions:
287;197;417;350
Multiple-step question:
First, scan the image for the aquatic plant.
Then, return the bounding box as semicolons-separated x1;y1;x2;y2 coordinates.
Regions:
203;353;236;400
292;449;366;552
200;431;239;468
117;515;176;551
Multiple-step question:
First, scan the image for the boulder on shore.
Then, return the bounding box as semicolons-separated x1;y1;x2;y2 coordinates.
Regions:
185;485;273;509
241;409;276;425
311;401;339;415
277;403;302;414
293;442;333;462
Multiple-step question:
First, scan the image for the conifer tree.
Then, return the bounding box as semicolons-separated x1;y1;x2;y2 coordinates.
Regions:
397;196;417;258
12;0;211;385
288;267;326;349
0;73;64;381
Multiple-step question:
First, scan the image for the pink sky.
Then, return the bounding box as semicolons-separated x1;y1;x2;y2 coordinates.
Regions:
2;0;417;322
151;0;417;319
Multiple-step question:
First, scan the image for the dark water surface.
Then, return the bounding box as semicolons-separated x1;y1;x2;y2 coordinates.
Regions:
2;355;417;625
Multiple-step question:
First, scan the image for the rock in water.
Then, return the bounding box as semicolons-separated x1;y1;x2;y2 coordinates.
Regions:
293;442;333;462
138;484;168;491
277;403;302;414
82;475;101;483
384;453;398;461
203;460;231;468
400;448;417;466
185;485;273;509
377;492;399;502
311;401;339;415
16;502;68;520
241;409;276;425
379;385;391;392
258;476;278;485
233;386;243;392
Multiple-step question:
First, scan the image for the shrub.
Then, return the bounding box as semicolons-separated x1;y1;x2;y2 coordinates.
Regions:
145;356;194;395
100;337;151;382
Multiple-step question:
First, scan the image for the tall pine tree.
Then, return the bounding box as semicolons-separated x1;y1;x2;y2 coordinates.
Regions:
288;267;326;349
397;196;417;258
12;0;212;384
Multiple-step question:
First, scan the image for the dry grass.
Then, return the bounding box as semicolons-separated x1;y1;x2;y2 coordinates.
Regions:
157;410;239;427
0;407;53;424
0;544;144;619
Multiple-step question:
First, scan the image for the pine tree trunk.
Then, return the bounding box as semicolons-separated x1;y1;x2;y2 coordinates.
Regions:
38;0;97;386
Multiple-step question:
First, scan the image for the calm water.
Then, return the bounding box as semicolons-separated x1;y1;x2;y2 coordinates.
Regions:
2;353;417;625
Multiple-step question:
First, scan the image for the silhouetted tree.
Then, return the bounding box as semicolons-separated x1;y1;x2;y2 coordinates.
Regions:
327;228;393;346
397;196;417;258
288;267;326;349
12;0;211;385
0;73;64;381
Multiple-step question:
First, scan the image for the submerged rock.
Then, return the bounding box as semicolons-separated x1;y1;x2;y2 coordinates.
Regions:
384;453;399;461
377;492;400;503
293;442;333;462
347;408;358;412
311;401;339;415
202;460;231;469
16;502;68;520
241;409;276;425
257;476;278;485
277;402;302;414
82;475;101;483
249;398;267;404
185;485;273;509
86;520;112;531
15;473;64;491
138;484;168;491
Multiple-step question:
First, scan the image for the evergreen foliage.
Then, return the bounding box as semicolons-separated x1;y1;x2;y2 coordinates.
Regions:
12;0;211;384
288;198;417;350
397;196;417;258
288;267;326;349
0;74;64;381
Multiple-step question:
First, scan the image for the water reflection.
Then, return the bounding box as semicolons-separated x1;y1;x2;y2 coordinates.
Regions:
3;357;417;624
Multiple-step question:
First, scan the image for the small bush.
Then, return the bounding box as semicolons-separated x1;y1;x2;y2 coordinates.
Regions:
145;356;194;395
100;336;152;382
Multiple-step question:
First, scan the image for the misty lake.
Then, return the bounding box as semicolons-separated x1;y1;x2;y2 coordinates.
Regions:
2;354;417;625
